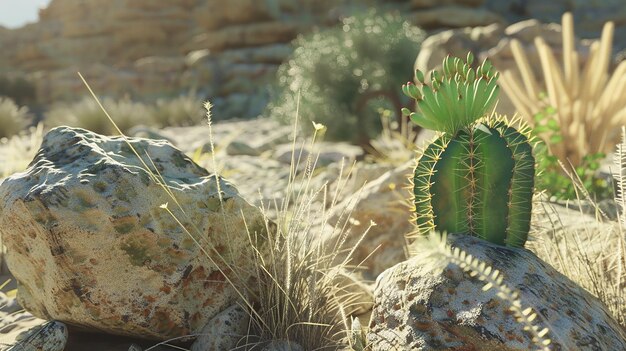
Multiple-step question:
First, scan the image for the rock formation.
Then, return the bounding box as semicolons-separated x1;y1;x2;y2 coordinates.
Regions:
0;126;268;339
367;234;626;350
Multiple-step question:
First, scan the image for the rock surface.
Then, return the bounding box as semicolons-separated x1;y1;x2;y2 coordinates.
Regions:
325;161;415;279
0;0;503;119
189;304;250;351
0;126;267;339
367;234;626;350
9;321;68;351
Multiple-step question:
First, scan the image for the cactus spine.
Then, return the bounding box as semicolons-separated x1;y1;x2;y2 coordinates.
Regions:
404;54;535;247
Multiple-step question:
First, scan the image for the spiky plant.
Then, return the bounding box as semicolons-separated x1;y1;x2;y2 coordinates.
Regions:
405;54;535;247
500;12;626;168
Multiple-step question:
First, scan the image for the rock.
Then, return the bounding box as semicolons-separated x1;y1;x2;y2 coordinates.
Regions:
211;93;271;120
0;127;268;339
273;142;364;166
223;121;292;157
367;234;626;350
415;23;504;74
9;321;68;351
133;56;186;75
411;6;503;29
219;44;293;65
410;0;485;9
0;291;22;315
190;304;250;351
186;22;299;53
127;125;177;145
193;0;280;30
325;162;414;279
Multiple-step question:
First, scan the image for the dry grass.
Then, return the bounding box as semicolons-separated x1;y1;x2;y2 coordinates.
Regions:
0;97;31;140
500;12;626;167
215;104;373;350
527;128;626;326
46;96;151;135
75;74;372;350
367;108;420;166
0;124;44;180
150;94;206;128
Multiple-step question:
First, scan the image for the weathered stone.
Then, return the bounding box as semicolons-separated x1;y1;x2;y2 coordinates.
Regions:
273;142;364;166
367;234;626;350
0;127;268;339
190;304;250;351
186;22;299;52
133;56;187;74
410;0;485;9
225;123;292;157
9;321;68;351
411;6;503;29
193;0;280;30
324;162;414;279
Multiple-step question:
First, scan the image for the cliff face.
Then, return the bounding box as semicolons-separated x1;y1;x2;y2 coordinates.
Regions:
0;0;623;119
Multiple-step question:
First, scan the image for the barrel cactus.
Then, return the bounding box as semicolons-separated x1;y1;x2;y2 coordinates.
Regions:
403;54;535;247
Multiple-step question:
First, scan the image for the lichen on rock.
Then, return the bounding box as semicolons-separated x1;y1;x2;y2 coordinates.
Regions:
0;126;267;340
367;234;626;350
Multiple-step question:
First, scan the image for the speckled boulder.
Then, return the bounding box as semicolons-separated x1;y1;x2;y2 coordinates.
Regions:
0;127;268;340
11;321;68;351
367;235;626;350
190;304;250;351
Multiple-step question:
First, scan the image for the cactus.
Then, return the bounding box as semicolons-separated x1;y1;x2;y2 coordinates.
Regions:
404;54;535;247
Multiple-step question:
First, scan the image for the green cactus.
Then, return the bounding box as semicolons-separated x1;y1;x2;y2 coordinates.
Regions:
404;54;535;247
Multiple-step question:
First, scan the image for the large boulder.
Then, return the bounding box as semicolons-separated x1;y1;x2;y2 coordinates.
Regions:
0;127;267;339
367;234;626;350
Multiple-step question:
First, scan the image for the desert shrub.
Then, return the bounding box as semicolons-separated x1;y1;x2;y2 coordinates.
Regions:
149;94;206;127
267;10;425;146
0;76;36;105
46;96;151;135
0;97;32;139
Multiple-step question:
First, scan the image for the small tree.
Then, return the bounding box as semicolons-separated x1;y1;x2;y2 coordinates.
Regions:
268;10;425;146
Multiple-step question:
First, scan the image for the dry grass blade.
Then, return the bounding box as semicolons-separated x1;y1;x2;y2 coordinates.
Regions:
78;73;370;350
500;12;626;167
242;115;373;350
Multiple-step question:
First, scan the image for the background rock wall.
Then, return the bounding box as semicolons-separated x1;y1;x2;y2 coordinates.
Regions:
0;0;624;119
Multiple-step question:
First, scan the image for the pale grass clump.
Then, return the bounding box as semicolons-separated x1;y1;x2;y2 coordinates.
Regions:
410;233;552;351
367;107;420;165
500;12;626;167
0;123;44;179
528;128;626;326
0;97;31;139
149;94;206;127
77;74;372;350
238;113;374;350
46;96;151;135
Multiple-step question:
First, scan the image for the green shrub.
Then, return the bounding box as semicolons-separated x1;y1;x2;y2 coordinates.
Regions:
267;10;425;146
0;97;32;139
46;96;151;135
532;106;611;200
149;94;206;127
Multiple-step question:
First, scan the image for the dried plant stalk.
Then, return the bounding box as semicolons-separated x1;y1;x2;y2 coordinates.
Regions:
500;12;626;167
